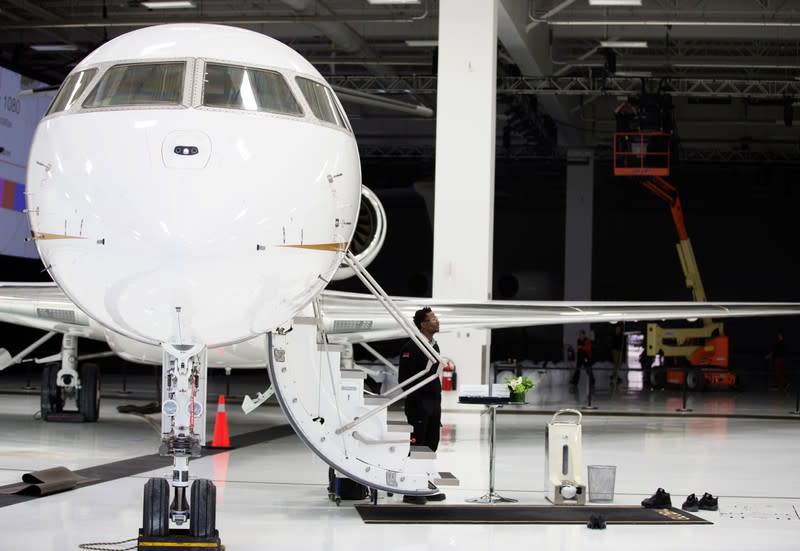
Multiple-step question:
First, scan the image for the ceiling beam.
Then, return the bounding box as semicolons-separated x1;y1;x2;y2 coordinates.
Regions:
328;75;800;98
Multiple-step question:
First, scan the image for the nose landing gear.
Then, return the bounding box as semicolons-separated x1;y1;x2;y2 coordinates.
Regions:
137;343;222;551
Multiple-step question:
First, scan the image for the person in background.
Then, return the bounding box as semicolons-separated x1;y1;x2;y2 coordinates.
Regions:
766;330;786;391
609;325;625;390
569;329;595;389
398;307;446;504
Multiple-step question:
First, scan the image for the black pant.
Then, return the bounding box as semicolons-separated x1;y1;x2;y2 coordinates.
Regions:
404;395;441;452
570;358;595;387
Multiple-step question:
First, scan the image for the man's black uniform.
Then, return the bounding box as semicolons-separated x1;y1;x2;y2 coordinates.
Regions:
398;339;441;452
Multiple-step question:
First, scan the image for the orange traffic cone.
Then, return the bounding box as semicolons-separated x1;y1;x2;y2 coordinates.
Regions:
210;395;231;448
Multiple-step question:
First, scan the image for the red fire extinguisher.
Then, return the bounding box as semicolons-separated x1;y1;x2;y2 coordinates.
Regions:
441;360;456;391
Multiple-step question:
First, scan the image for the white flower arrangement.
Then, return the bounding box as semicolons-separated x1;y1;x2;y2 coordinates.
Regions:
505;375;535;394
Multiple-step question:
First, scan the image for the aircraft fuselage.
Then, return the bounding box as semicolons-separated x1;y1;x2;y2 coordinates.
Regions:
26;24;361;347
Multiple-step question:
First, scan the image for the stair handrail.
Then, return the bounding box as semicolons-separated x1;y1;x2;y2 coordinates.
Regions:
334;252;446;435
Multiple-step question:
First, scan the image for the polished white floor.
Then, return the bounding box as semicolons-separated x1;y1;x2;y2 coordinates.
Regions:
0;388;798;551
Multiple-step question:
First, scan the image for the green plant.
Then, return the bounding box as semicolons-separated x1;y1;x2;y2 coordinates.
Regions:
505;375;535;394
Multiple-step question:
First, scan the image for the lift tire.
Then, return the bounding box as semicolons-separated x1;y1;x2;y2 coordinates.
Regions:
40;365;65;420
143;478;170;537
685;369;706;392
78;363;101;422
189;479;217;538
649;368;666;389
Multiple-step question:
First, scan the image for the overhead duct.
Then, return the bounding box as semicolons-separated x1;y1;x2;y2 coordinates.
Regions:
332;85;433;117
280;0;415;76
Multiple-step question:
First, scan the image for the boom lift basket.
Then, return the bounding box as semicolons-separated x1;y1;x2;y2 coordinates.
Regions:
613;132;671;177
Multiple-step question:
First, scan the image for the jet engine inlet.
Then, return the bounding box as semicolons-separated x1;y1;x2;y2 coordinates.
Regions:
332;185;386;281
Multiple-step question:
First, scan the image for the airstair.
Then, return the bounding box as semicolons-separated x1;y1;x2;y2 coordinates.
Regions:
265;253;458;496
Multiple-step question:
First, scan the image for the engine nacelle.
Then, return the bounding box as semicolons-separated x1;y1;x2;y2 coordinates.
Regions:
332;185;387;281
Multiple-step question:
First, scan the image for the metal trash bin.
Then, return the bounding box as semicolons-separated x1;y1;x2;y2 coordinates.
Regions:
587;465;616;502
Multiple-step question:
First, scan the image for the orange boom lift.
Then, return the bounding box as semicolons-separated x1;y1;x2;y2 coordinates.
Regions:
614;132;736;390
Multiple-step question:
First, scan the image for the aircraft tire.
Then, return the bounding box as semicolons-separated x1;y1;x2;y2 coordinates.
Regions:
189;479;217;538
78;363;101;422
40;365;51;419
143;478;170;537
40;365;64;420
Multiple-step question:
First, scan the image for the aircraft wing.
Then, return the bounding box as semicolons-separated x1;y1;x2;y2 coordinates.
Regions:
318;290;800;343
0;282;104;340
3;282;800;351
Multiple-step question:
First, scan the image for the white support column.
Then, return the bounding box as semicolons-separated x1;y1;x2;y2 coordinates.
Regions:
432;0;498;407
563;149;595;355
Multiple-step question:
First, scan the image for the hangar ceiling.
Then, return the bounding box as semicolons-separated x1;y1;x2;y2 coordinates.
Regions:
0;0;798;162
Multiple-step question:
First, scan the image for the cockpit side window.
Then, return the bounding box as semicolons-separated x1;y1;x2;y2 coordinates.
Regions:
82;62;185;108
47;69;98;115
202;63;303;116
295;77;348;129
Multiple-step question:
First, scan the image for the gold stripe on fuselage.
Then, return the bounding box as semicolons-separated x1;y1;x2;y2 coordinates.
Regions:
279;242;348;252
30;231;86;240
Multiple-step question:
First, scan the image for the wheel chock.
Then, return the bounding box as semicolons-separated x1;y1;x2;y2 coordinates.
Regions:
137;528;223;550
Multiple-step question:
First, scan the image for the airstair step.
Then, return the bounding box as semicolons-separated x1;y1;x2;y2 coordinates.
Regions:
340;369;366;379
409;445;436;459
386;420;412;433
432;471;459;487
364;396;390;406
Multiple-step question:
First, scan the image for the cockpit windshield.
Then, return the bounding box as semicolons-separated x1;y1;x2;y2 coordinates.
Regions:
295;77;348;129
202;63;303;116
82;62;185;108
47;69;98;115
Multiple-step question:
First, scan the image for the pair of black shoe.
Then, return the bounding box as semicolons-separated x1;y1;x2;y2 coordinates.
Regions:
402;493;446;505
682;492;718;512
641;488;718;511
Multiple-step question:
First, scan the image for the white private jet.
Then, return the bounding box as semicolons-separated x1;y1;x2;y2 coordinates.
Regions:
1;23;800;540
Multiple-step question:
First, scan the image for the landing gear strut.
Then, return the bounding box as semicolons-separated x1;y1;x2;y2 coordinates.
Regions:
138;343;222;550
40;335;101;422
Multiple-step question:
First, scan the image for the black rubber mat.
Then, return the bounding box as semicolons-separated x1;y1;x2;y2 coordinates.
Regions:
0;424;294;508
0;466;96;496
355;504;712;525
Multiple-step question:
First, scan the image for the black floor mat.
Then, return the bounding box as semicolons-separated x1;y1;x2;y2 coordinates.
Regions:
0;424;294;508
355;504;712;525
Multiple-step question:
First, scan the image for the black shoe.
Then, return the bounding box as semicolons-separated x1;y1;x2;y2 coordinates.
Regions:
681;493;699;512
586;514;606;530
641;488;672;508
697;492;718;511
426;492;446;502
402;495;427;505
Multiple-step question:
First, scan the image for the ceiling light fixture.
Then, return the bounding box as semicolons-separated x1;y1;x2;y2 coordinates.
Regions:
405;40;438;47
31;44;79;52
141;1;196;9
615;70;652;77
600;40;648;48
589;0;642;6
367;0;421;4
